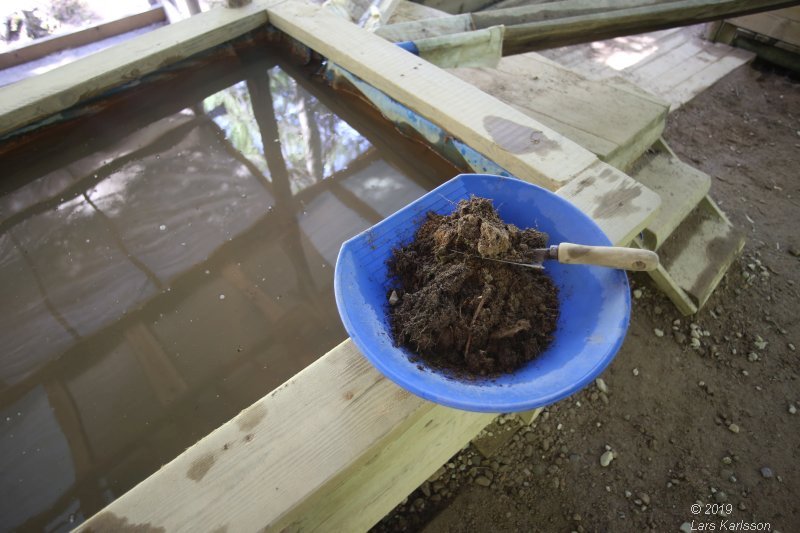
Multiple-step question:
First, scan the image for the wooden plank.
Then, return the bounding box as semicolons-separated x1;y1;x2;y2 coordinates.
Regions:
449;52;668;170
0;2;271;138
555;160;662;246
629;32;710;81
502;0;800;55
728;7;800;47
266;1;598;190
630;139;711;250
731;31;800;72
0;8;167;70
665;49;753;106
74;340;490;532
659;196;745;309
472;0;662;28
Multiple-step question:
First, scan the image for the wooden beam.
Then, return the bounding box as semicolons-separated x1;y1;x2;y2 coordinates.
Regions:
0;7;167;70
266;1;598;190
503;0;800;55
0;2;271;138
472;0;662;27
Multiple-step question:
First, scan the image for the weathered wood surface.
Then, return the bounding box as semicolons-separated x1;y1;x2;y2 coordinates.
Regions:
727;6;800;47
539;23;753;111
502;0;800;55
0;7;167;70
449;52;669;170
629;139;710;250
0;2;271;138
659;196;745;309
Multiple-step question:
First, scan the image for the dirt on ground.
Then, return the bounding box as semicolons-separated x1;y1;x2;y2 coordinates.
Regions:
389;197;559;376
374;60;799;532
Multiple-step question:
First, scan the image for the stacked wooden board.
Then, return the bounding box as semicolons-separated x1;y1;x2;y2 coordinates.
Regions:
709;6;800;71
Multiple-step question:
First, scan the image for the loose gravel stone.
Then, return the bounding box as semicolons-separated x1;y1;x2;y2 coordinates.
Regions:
760;467;774;478
600;451;615;467
789;404;797;415
654;328;665;337
714;491;728;503
475;476;492;487
728;423;740;434
595;378;609;394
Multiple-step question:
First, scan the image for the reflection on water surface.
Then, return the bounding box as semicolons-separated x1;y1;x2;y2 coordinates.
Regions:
0;43;459;531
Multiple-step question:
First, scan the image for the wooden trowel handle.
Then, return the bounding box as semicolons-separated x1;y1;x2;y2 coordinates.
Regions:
556;243;659;271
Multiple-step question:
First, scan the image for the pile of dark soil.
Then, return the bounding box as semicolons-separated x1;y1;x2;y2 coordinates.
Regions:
388;197;559;377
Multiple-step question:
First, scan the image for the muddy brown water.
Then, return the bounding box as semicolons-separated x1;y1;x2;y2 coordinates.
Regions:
0;40;461;531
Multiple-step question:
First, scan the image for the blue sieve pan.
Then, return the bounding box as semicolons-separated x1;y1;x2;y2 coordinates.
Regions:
334;174;630;413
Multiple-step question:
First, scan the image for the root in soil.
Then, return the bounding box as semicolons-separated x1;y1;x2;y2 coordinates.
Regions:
388;197;559;377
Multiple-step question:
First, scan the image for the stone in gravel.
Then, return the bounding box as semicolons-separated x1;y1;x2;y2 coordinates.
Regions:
728;423;740;434
639;493;651;505
595;378;609;394
632;368;639;376
674;332;687;344
474;476;492;487
654;305;663;315
633;289;643;299
691;338;701;349
680;522;693;533
542;437;552;451
524;445;534;457
714;491;728;503
747;352;760;362
654;328;665;337
760;467;774;478
600;450;615;467
421;483;431;497
789;404;797;415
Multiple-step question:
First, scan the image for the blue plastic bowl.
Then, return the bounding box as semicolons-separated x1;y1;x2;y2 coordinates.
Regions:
334;174;630;412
